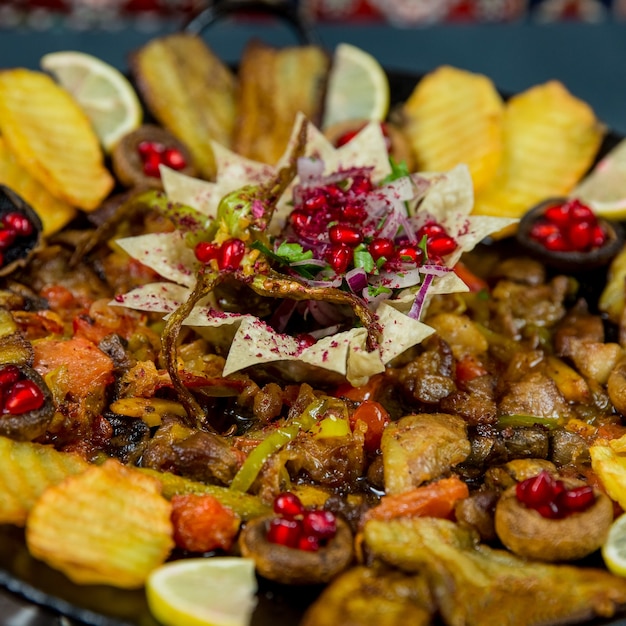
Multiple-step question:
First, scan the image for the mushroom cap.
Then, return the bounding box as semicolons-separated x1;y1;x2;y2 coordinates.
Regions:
495;479;614;562
238;514;354;585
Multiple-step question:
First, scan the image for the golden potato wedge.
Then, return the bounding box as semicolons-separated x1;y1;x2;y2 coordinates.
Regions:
130;33;238;179
0;138;77;235
473;80;604;223
26;459;173;588
0;68;114;211
402;65;505;193
0;436;88;526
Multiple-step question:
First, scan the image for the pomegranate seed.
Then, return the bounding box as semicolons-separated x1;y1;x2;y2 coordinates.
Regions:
544;204;571;227
535;501;564;519
218;238;246;271
591;224;608;247
567;221;593;250
530;220;560;241
3;379;45;414
304;191;328;212
0;228;16;250
543;232;569;252
137;140;155;158
329;224;363;246
327;243;352;274
0;365;21;390
419;223;446;239
296;334;317;350
516;470;556;507
342;204;366;222
267;517;301;548
194;241;220;264
142;152;162;178
350;176;373;195
369;238;395;260
395;245;421;264
162;147;187;170
273;492;304;518
324;185;345;203
2;212;33;237
558;485;596;512
428;235;457;257
335;128;362;147
302;510;337;540
568;200;595;223
297;535;320;552
291;210;312;231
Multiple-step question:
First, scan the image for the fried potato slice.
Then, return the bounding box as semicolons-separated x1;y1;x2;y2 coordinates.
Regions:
473;80;604;224
26;459;174;588
0;138;77;235
0;69;114;211
0;436;88;526
402;65;505;194
233;40;331;165
130;33;238;179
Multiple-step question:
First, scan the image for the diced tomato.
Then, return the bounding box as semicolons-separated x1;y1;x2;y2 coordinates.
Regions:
455;354;488;383
453;261;489;294
33;336;115;398
334;373;384;402
364;475;469;523
349;400;390;453
40;284;76;310
170;493;240;553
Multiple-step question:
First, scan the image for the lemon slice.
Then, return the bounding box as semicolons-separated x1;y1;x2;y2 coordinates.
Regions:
322;43;390;129
573;138;626;220
146;557;258;626
40;50;142;152
603;513;626;577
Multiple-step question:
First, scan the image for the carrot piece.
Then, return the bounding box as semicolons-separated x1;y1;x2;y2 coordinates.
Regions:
364;476;469;523
453;261;489;293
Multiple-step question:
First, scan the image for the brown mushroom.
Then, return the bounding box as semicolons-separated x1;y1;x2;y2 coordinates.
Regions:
494;478;613;562
323;119;415;170
238;513;354;585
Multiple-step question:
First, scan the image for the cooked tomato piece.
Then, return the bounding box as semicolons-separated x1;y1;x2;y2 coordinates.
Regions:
334;373;384;402
350;400;390;454
170;494;240;553
455;354;489;383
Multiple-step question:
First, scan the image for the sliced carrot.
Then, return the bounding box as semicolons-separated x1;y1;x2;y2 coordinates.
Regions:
363;475;469;523
453;261;489;294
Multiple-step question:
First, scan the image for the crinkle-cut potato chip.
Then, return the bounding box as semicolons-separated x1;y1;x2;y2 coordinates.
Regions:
473;80;604;228
26;459;174;588
130;33;238;180
401;65;505;194
0;436;89;526
0;138;77;236
0;68;114;211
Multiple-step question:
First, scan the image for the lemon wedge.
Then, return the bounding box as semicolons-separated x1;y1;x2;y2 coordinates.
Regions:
603;513;626;577
573;138;626;220
322;43;390;129
40;50;142;153
146;557;257;626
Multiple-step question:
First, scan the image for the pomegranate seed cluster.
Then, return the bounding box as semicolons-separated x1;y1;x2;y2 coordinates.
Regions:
266;492;337;552
137;140;187;179
290;174;457;275
529;199;607;253
0;211;35;268
194;238;246;270
0;365;45;415
515;470;596;519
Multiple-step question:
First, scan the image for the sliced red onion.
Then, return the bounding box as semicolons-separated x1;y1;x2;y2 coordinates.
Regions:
370;267;422;289
420;264;452;276
408;273;434;320
307;300;346;326
269;299;298;333
345;267;368;293
297;157;325;183
290;258;327;268
308;324;343;339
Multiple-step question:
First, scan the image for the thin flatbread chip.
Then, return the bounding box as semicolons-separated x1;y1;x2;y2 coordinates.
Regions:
0;68;114;211
0;436;88;526
26;459;173;588
0;137;77;235
130;33;238;179
402;66;504;194
473;80;604;224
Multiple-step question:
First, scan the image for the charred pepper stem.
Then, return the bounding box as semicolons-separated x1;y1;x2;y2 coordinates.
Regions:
249;271;382;351
162;268;224;430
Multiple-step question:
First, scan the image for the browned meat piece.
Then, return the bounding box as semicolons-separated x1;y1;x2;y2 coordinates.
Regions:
440;375;498;426
364;516;626;626
499;371;575;421
381;413;470;494
490;256;546;286
301;564;435;626
490;275;570;339
454;488;499;541
553;300;605;357
233;40;330;164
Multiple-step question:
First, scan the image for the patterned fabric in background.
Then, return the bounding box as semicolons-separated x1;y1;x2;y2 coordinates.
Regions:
2;0;626;29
